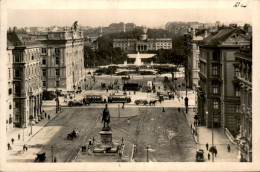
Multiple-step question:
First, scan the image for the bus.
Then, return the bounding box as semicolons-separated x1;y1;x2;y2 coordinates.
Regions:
108;95;131;103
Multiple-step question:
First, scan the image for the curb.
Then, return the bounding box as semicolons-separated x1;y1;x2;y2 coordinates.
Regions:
27;110;62;142
182;110;199;144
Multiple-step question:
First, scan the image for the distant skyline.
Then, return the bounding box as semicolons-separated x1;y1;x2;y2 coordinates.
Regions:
7;9;252;28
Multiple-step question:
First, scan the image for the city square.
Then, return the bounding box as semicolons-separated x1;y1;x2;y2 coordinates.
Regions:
2;1;254;170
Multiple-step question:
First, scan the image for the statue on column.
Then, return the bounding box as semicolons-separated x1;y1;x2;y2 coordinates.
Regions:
102;104;110;130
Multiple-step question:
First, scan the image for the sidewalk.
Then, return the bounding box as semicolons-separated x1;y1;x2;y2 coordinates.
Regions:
6;102;61;160
183;109;239;162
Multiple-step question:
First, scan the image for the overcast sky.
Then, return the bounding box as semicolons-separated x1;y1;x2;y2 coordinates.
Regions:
6;0;252;28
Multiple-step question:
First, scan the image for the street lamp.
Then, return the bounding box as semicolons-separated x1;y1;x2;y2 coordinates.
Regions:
206;111;214;162
51;146;54;162
29;115;34;136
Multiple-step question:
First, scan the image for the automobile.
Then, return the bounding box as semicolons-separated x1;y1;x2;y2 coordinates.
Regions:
34;152;46;162
68;100;83;107
196;149;205;162
134;99;148;105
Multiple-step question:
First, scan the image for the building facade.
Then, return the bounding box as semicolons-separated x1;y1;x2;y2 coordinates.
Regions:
197;27;251;135
6;47;14;130
234;47;252;162
41;29;85;92
184;29;209;90
8;29;43;127
113;38;172;53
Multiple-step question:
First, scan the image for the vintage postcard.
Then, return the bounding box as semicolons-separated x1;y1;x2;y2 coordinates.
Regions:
0;0;259;171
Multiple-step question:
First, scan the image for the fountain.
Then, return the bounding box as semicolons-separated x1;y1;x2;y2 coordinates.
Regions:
134;52;142;66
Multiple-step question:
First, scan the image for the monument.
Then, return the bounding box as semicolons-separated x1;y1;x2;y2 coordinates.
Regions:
134;52;142;66
93;104;121;155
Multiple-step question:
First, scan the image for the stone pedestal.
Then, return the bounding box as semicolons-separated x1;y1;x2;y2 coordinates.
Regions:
93;128;118;155
100;130;113;148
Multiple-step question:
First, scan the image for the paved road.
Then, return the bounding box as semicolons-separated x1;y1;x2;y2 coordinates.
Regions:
134;108;197;162
7;108;101;162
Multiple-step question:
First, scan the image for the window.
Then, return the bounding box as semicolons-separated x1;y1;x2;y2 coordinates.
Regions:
9;103;12;109
213;100;219;109
56;69;60;76
235;87;240;97
15;101;19;108
8;88;12;95
55;48;60;53
43;81;46;87
213;51;218;60
32;55;34;60
15;55;20;62
15;83;21;94
15;113;19;122
42;69;46;76
56;81;59;87
235;105;240;113
56;57;59;65
42;48;47;53
212;65;219;76
42;59;46;65
15;69;20;78
213;84;219;94
235;67;240;77
8;69;11;79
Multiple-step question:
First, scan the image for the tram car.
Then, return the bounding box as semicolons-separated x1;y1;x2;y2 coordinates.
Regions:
86;95;108;103
108;95;131;103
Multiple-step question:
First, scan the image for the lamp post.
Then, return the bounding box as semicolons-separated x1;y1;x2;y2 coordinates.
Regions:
29;115;33;136
51;146;54;162
206;111;214;162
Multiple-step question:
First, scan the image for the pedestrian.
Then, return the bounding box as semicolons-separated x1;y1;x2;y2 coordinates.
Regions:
23;144;26;151
88;145;91;155
11;138;14;144
25;144;28;151
215;146;217;157
206;143;209;150
7;142;11;150
48;115;50;120
208;153;210;160
45;112;47;118
122;102;125;109
127;119;130;125
89;138;92;146
227;144;231;152
92;137;95;145
18;133;20;140
191;124;192;129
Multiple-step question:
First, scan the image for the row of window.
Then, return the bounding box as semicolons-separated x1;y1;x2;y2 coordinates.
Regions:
41;48;60;54
42;57;60;65
212;100;240;112
42;69;60;77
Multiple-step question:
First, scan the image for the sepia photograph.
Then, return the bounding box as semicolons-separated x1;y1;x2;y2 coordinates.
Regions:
0;0;259;171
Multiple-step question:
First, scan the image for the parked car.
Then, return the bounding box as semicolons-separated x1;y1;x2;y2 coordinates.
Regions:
68;100;83;107
196;149;205;162
134;99;148;105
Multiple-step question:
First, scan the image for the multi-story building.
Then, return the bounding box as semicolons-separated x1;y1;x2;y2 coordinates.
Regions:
102;22;136;35
197;27;251;136
6;23;85;128
234;46;252;162
6;46;14;130
184;28;209;90
8;29;43;128
113;38;172;53
41;28;85;92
